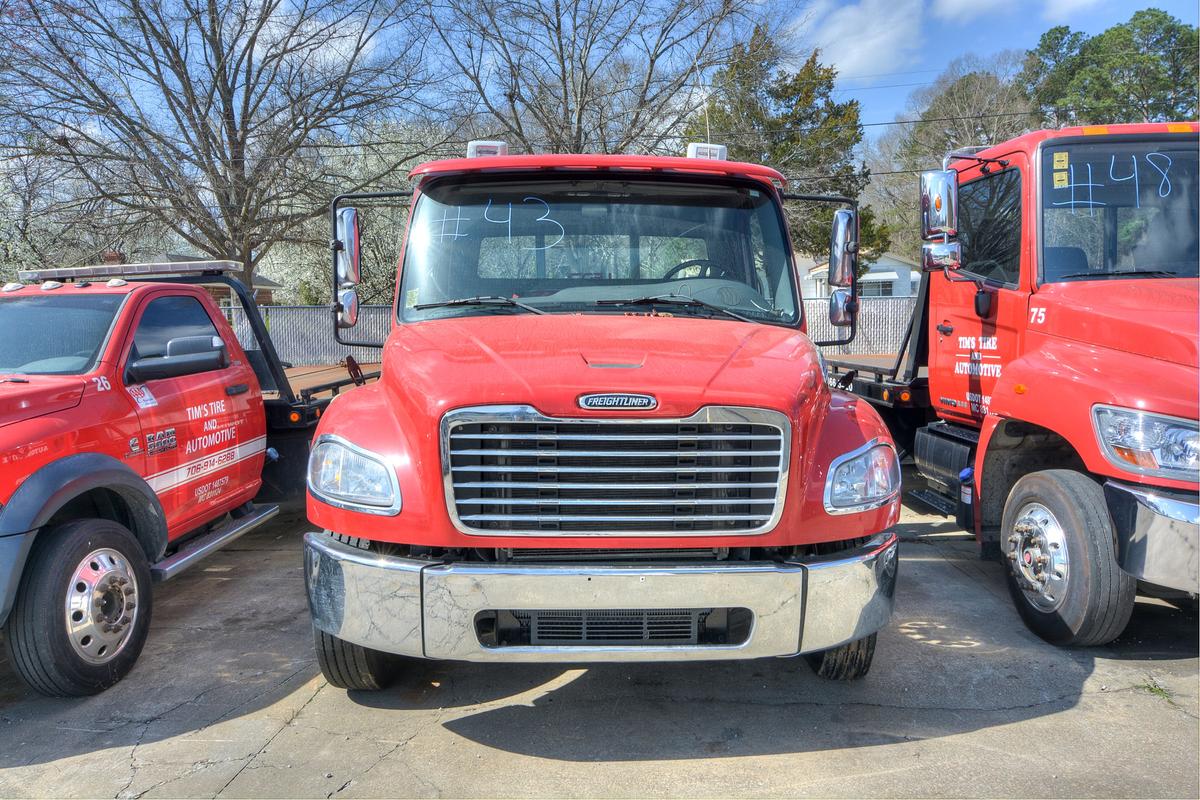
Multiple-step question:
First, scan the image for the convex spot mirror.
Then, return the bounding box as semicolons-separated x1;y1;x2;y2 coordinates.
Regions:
336;207;362;287
922;240;962;273
828;289;854;327
128;335;228;383
827;209;857;288
337;287;360;329
920;170;958;240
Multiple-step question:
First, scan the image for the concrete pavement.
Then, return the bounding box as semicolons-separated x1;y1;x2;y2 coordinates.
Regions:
0;502;1196;799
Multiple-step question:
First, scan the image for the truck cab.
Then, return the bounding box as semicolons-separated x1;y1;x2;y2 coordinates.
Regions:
304;145;902;689
829;122;1199;645
0;262;351;696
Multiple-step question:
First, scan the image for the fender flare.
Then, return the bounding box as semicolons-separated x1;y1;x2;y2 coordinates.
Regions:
0;453;168;560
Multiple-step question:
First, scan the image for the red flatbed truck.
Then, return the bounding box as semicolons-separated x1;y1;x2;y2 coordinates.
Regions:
828;122;1199;645
0;262;368;695
302;143;904;689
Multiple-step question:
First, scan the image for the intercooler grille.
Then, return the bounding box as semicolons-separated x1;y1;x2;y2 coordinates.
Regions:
443;407;789;535
515;609;705;645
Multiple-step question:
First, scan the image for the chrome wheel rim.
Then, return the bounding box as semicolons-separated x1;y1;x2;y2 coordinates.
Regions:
1008;502;1070;613
64;547;139;664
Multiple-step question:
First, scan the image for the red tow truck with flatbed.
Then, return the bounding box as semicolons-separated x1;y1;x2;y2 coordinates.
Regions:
303;141;903;690
0;261;366;696
828;122;1199;645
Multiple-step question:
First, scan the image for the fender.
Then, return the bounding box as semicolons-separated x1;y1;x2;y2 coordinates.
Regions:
0;452;168;559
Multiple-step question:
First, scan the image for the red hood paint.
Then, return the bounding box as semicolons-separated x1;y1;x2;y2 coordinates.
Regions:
0;376;86;428
1036;279;1199;368
381;314;825;421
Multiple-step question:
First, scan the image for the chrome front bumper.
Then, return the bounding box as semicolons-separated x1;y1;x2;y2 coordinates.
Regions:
304;532;899;662
1105;481;1199;594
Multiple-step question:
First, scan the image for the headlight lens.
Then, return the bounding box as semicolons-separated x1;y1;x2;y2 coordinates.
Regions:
1093;405;1199;481
307;436;400;514
825;441;901;514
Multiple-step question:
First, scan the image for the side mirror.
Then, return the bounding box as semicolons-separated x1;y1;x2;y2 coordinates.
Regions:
336;207;362;287
128;336;228;383
828;289;855;327
920;170;958;240
336;287;360;329
827;209;857;288
922;241;962;273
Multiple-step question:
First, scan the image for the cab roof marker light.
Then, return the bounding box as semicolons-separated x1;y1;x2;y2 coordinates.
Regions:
41;280;64;291
2;282;22;292
106;278;128;287
18;260;239;283
686;142;728;161
466;140;508;158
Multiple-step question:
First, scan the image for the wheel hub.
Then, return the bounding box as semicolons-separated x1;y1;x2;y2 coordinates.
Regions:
1008;503;1070;612
64;547;139;664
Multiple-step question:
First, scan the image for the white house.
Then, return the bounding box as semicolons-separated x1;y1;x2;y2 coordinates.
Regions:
799;252;920;299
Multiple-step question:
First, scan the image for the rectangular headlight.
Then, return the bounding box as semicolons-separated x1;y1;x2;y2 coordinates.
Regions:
824;440;901;514
307;435;401;515
1093;405;1199;481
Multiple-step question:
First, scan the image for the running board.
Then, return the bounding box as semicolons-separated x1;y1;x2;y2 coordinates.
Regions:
907;489;956;517
151;504;280;582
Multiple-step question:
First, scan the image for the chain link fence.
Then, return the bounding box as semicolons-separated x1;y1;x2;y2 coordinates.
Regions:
222;297;916;366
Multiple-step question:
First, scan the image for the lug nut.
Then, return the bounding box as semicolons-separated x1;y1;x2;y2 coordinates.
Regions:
117;577;128;586
119;615;131;625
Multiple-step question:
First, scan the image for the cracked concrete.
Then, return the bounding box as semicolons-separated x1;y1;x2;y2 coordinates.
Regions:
0;498;1196;799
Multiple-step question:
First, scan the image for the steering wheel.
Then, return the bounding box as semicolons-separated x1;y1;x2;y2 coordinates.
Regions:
662;259;739;282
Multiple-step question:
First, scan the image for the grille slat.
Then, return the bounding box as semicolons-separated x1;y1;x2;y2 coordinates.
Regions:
444;406;788;535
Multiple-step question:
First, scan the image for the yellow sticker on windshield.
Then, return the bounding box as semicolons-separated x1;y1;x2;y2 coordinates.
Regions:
1053;170;1069;188
405;288;419;308
1052;151;1069;170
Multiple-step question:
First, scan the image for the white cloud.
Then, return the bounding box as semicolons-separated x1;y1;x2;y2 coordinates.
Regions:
800;0;925;80
931;0;1008;22
1042;0;1105;22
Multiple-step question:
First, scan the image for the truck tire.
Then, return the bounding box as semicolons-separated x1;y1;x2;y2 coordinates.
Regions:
4;519;153;696
806;633;876;680
1002;470;1135;646
313;628;400;691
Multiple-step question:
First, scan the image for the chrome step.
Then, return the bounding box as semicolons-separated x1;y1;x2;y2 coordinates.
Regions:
907;488;955;517
151;503;280;582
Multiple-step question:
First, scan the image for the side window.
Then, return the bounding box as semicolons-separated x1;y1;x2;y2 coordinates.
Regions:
132;296;220;360
957;169;1022;286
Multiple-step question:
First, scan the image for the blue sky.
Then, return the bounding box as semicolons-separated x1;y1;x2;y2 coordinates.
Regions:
793;0;1199;137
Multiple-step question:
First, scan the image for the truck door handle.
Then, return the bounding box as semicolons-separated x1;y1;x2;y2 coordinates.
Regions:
226;383;249;396
937;323;954;335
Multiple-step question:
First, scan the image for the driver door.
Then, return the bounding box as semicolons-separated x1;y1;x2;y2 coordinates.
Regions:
929;154;1030;425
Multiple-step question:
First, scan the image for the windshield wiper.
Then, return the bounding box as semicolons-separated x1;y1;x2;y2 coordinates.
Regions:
413;296;545;315
594;294;753;323
1058;269;1178;280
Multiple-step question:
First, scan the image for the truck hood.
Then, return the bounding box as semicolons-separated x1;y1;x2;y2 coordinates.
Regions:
382;314;826;421
0;375;86;428
1036;279;1199;368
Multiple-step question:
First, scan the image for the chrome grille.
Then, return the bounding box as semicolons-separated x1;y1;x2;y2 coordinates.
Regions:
442;405;790;535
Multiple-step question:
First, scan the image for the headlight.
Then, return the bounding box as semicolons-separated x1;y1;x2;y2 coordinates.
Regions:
1092;405;1199;481
824;440;901;514
307;435;401;515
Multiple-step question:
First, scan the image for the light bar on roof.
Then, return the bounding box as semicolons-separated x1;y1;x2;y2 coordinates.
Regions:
686;142;727;161
17;260;239;283
467;140;508;158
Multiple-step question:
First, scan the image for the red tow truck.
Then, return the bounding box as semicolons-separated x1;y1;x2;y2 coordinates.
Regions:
0;262;363;695
304;142;902;690
828;122;1199;645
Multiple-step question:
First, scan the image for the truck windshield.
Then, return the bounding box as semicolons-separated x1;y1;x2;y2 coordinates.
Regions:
0;294;124;375
1041;136;1199;282
398;176;799;326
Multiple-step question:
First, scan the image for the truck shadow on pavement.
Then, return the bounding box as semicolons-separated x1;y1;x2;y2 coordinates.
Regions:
0;518;1194;772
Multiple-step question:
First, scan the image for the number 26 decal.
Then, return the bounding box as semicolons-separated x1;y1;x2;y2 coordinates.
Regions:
1029;307;1046;324
92;376;111;391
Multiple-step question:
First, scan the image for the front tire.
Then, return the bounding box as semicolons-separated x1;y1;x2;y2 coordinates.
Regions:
1002;470;1135;646
4;519;153;696
806;633;876;680
313;628;401;691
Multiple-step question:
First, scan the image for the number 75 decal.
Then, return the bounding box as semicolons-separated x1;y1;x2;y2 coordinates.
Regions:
1029;307;1046;324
